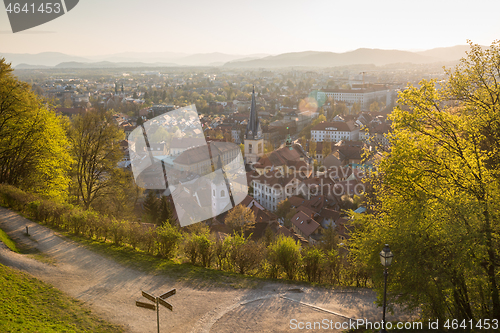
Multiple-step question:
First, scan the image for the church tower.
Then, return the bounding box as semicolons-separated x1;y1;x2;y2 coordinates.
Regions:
244;87;264;164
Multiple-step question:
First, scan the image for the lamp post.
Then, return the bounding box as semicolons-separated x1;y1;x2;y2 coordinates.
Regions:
379;244;394;333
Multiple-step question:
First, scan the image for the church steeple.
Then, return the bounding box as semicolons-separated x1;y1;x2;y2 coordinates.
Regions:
286;126;293;150
245;86;262;140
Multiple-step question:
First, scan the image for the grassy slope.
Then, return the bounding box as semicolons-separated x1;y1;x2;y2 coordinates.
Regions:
0;228;21;253
0;263;123;333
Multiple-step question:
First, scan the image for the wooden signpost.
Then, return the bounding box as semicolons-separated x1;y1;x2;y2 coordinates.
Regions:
135;289;176;333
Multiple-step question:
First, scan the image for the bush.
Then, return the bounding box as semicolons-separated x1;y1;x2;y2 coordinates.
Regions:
0;184;37;211
109;219;126;245
267;235;302;280
125;223;144;250
213;236;231;270
302;247;325;283
156;223;182;259
226;234;265;275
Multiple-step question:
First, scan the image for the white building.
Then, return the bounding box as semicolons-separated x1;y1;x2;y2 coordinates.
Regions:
317;86;391;111
251;171;301;212
311;121;359;142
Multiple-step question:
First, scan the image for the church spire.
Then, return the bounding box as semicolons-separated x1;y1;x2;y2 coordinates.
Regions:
286;126;293;150
245;86;262;140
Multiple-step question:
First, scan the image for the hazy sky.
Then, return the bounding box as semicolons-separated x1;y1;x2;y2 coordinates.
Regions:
0;0;499;56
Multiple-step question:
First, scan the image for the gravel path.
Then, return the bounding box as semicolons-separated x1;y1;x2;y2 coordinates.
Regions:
0;207;405;332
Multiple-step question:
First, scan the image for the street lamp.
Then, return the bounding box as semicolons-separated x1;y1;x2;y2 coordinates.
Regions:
380;244;393;333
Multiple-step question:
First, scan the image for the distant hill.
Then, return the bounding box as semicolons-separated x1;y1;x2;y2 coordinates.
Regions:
415;45;485;61
54;61;178;69
224;49;440;68
2;45;484;69
2;51;270;68
15;63;51;69
173;52;269;66
224;45;484;68
0;52;90;67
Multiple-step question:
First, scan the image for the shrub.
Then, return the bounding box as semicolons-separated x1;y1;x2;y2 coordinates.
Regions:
110;219;126;245
302;247;325;283
156;223;182;259
227;234;265;275
213;236;232;271
267;235;302;280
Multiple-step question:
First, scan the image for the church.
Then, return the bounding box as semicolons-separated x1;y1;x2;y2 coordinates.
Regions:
244;87;264;164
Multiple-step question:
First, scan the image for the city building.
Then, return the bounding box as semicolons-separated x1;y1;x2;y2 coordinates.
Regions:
311;121;359;142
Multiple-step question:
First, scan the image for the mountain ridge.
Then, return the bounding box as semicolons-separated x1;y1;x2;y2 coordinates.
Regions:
2;45;482;69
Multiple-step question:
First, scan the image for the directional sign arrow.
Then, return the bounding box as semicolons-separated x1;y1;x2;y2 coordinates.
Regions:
158;297;173;311
142;291;156;303
136;301;156;311
159;289;176;300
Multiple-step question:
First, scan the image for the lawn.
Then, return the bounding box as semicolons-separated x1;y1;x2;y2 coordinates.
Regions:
0;227;21;253
0;263;123;333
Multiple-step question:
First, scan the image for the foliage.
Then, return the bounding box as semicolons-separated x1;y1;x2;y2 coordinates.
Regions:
224;205;255;235
68;108;124;209
302;246;324;282
227;234;265;275
350;41;500;321
309;139;317;159
267;235;302;280
0;58;72;201
1;183;370;287
155;223;183;259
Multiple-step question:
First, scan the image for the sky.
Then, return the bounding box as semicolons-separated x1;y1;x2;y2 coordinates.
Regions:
0;0;499;56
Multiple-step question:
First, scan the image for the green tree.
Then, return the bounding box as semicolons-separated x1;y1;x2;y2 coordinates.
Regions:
68;109;124;209
225;204;255;235
302;247;325;282
309;139;317;159
275;199;291;223
158;195;173;225
351;41;500;321
267;235;302;280
283;208;297;229
322;141;331;161
143;191;160;223
0;58;71;200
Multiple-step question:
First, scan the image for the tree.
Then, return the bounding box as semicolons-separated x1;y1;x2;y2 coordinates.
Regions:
0;58;71;200
369;101;379;112
350;41;500;321
143;191;160;223
225;205;255;235
92;168;142;220
275;199;291;223
264;141;274;154
267;235;302;280
302;247;325;282
309;139;317;159
283;208;297;229
68;109;124;209
322;141;331;161
158;195;174;225
351;102;360;114
320;224;338;252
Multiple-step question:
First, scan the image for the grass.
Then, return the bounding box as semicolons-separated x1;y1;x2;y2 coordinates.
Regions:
0;228;21;253
0;263;123;333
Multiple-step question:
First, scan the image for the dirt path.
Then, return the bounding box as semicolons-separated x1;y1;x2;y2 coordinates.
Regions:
0;207;405;332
